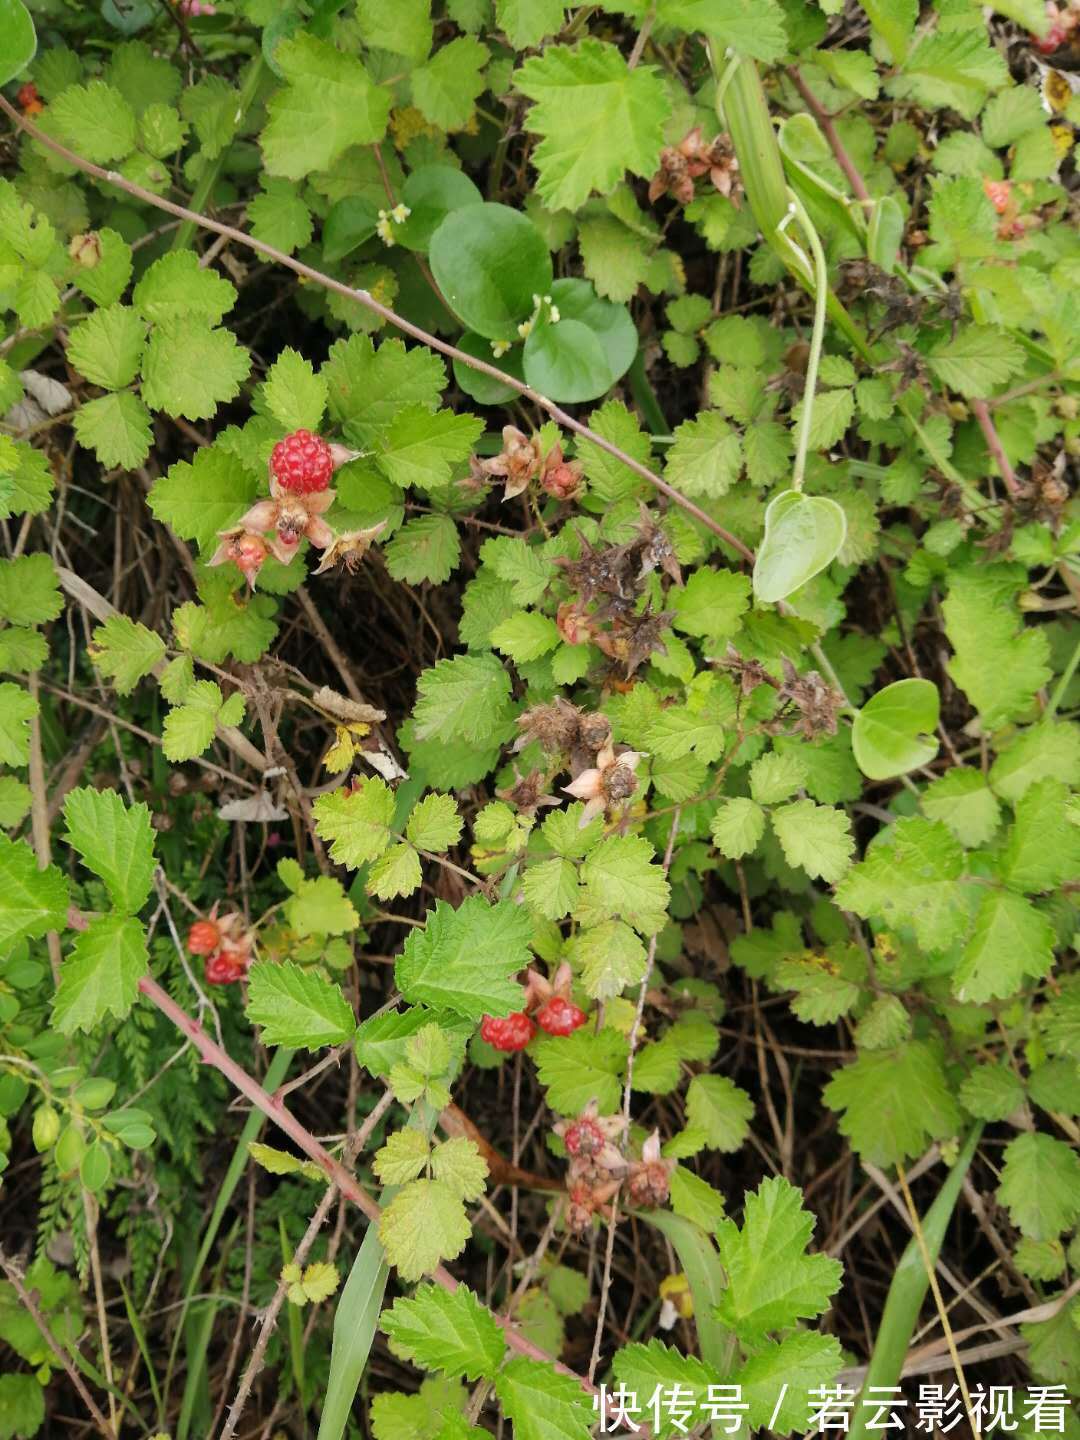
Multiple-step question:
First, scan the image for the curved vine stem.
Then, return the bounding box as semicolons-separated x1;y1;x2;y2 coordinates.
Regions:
784;191;828;494
0;96;755;567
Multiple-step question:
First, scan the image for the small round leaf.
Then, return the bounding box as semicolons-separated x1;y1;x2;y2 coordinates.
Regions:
0;0;36;88
452;331;523;405
396;166;484;252
80;1140;112;1193
752;490;848;604
550;277;637;383
429;203;552;341
523;318;611;404
852;678;941;780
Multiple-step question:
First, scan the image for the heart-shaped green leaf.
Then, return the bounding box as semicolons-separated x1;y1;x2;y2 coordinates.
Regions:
395;165;483;252
0;0;36;88
429;202;552;342
549;278;637;384
752;490;847;604
524;317;611;404
852;678;940;780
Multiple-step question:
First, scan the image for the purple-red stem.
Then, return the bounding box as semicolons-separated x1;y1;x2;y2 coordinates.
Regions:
788;68;872;207
971;398;1021;497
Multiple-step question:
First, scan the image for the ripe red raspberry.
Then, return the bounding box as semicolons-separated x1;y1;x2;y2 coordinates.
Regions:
205;950;246;985
535;997;587;1037
187;920;221;956
480;1012;535;1052
270;429;334;495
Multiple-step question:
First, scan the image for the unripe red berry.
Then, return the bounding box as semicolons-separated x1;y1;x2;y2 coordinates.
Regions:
1035;22;1067;49
480;1011;536;1052
563;1116;606;1157
270;429;334;495
535;996;587;1037
983;178;1012;215
205;950;245;985
187;920;221;956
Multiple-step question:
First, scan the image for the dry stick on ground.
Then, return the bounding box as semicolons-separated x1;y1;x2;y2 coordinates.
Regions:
0;1249;116;1440
0;96;754;566
219;1087;396;1440
135;972;602;1395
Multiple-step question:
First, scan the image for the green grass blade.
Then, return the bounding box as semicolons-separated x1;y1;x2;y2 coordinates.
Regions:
119;1279;163;1421
848;1124;983;1440
169;1045;294;1435
317;1221;390;1440
635;1209;736;1376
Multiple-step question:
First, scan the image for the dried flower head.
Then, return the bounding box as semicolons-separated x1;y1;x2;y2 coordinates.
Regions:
311;521;387;575
563;741;643;825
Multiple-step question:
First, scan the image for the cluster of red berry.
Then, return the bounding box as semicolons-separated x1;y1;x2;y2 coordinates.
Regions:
186;911;253;985
479;964;588;1051
269;429;335;495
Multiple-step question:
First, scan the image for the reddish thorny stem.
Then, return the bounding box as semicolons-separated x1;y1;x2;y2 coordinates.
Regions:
136;974;605;1397
0;94;755;566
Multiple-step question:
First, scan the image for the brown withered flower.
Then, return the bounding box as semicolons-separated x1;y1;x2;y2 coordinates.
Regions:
720;644;775;698
473;425;543;501
554;1101;626;1166
595;606;675;677
563;740;643;825
625;1130;675;1209
495;768;560;817
633;503;682;586
554;530;637;606
311;521;387;575
539;442;584;502
513;698;583;756
649;126;741;206
768;659;845;741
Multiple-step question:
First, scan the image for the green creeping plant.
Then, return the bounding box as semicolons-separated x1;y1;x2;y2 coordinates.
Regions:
0;0;1077;1435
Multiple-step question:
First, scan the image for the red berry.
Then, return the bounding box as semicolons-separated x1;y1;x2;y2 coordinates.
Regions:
480;1012;536;1052
535;997;587;1037
204;950;246;985
982;178;1012;215
1035;22;1067;50
187;920;221;956
270;429;334;495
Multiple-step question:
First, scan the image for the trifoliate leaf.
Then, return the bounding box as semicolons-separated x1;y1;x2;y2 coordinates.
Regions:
668;567;750;644
379;1177;472;1282
245;960;355;1050
411;36;488;131
958;1062;1025;1121
664;411;742;498
953;888;1056;1003
51;80;137;162
324;334;446;450
385;514;461;585
657;0;789;61
430;1137;488;1200
823;1041;961;1167
248;178;313;256
62;787;155;914
312;777;396;867
133;251;236;325
0;553;61;626
569;918;646;999
413;654;514;746
140;319;251;421
396;896;532;1020
1002;778;1080;893
261;34;392;179
0;836;69;950
491;610;561;664
357;0;433;61
378;407;484;490
162;680;232;762
494;1356;594;1440
148;446;258;554
53;914;148;1036
750;750;807;805
927;325;1025;398
66;304;145;390
770;800;854;884
888;26;1009;121
88;615;164;697
261;347;327;432
406;793;463;853
943;567;1051;729
710;798;766;860
736;1332;844;1434
835;817;967;953
611;1341;723;1439
715;1176;842;1342
285;874;359;938
373;1128;431;1186
0;682;36;766
382;1283;507;1381
534;1027;628;1114
495;0;564;48
578;834;671;935
523;857;580;922
685;1073;754;1152
921;767;1001;847
998;1132;1080;1240
72;391;153;469
515;40;670;212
